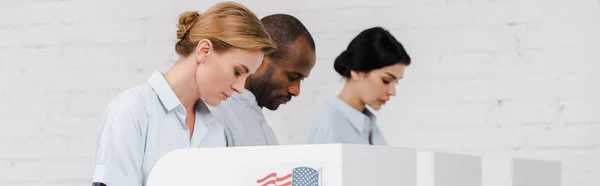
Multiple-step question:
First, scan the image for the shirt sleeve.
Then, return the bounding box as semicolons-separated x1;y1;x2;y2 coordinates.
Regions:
92;100;145;186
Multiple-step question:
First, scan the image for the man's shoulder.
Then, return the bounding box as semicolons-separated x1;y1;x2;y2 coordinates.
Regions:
211;94;250;114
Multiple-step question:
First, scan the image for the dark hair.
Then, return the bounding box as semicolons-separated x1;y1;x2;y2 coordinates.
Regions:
260;14;315;61
334;27;411;78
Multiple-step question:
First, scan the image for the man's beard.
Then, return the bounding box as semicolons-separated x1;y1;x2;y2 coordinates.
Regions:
247;65;280;109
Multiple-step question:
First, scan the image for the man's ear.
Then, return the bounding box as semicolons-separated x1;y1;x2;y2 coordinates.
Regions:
253;55;271;75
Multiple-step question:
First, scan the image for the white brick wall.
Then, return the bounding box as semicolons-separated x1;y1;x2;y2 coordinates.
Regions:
1;0;598;185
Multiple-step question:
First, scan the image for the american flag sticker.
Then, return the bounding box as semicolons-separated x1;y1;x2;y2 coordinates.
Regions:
256;167;321;186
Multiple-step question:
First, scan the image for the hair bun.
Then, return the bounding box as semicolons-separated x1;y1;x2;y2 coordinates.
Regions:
176;11;201;40
333;50;352;77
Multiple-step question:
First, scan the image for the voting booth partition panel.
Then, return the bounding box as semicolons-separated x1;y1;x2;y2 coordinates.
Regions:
418;152;562;186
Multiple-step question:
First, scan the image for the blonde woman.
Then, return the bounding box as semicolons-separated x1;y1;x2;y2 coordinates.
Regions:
91;2;276;186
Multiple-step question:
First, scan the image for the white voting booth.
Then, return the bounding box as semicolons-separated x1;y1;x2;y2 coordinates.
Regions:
146;144;561;186
147;144;416;186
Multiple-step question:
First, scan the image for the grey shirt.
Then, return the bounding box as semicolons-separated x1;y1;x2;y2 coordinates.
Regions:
209;90;278;146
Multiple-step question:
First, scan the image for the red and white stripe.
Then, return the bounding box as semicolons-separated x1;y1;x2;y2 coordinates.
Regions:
256;173;292;186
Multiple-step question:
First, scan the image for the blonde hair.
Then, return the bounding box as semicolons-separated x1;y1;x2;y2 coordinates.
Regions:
175;2;277;56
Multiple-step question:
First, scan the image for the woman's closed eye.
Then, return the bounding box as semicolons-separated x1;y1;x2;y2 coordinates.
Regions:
382;78;391;84
233;67;243;77
382;72;401;85
382;78;399;85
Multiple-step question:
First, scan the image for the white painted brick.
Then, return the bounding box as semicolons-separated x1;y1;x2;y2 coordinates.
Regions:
16;26;70;47
309;32;354;61
0;136;70;159
0;1;24;27
41;115;98;137
490;49;597;102
496;78;561;102
175;0;423;17
11;0;175;26
513;22;593;50
21;45;153;93
6;23;148;48
66;135;97;157
487;100;561;125
0;159;44;183
117;42;177;74
0;27;20;48
0;109;44;138
1;48;60;93
302;59;343;87
42;157;93;182
287;4;476;34
0;49;8;77
401;25;517;53
55;46;118;71
395;79;490;104
27;23;146;47
386;125;526;149
41;91;119;119
473;0;599;25
407;52;491;81
487;74;594;103
559;74;598;102
563;101;600;123
522;124;599;148
141;19;179;43
516;49;593;78
380;102;490;127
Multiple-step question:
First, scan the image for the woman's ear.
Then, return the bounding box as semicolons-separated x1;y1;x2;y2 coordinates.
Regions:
350;70;362;81
195;39;212;64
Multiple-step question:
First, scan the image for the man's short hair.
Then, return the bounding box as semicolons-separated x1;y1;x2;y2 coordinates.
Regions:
261;14;316;61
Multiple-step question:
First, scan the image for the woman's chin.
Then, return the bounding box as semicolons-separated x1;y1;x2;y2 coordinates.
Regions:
204;97;222;107
368;104;382;111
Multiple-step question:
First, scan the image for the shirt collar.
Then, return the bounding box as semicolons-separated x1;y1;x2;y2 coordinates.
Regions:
147;70;182;112
327;96;375;134
195;98;213;124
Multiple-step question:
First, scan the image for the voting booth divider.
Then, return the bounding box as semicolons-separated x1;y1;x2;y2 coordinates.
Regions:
146;144;561;186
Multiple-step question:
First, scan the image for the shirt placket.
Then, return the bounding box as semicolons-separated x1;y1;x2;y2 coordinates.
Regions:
175;106;191;147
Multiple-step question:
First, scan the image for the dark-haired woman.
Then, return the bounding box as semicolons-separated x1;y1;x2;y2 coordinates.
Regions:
307;27;411;145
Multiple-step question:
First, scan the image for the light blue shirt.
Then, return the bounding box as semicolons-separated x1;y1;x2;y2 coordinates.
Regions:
92;71;226;186
208;90;278;146
307;96;387;145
